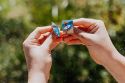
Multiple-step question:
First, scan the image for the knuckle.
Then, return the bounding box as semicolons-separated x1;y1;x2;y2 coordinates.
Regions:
23;41;29;48
23;41;26;46
46;57;52;64
79;18;84;20
34;27;42;34
35;26;44;32
97;20;104;25
35;27;41;31
80;18;83;19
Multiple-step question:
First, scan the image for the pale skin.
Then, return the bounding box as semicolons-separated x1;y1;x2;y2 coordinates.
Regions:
23;26;62;83
23;18;125;83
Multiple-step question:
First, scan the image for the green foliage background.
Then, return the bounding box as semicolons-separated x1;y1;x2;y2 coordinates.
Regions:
0;0;125;83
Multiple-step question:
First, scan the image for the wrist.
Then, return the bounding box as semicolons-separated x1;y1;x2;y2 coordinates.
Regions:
101;49;125;82
101;48;121;67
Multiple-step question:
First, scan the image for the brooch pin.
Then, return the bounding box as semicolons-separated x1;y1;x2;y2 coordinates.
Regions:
51;22;60;37
62;20;74;34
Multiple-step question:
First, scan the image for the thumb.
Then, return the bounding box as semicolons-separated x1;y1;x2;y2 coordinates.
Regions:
41;33;53;50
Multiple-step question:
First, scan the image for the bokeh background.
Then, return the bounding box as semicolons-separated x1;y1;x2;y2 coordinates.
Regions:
0;0;125;83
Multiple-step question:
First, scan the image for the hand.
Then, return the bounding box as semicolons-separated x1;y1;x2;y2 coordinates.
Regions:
23;26;62;83
64;18;117;65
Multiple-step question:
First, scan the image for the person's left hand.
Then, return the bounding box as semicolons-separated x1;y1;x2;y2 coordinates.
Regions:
23;26;62;83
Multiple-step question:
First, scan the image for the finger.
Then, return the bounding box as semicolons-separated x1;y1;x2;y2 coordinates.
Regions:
73;18;99;33
53;37;63;43
38;32;51;39
73;18;97;26
66;39;82;45
42;34;61;52
49;32;64;51
49;41;60;51
73;27;94;40
27;26;52;40
52;31;64;42
60;31;68;37
63;35;77;42
89;25;99;33
72;34;93;46
41;34;53;49
38;32;51;45
35;26;53;39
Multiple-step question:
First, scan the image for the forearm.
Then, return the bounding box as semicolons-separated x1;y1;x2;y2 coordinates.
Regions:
27;62;51;83
102;49;125;83
25;50;52;83
28;69;47;83
27;56;51;83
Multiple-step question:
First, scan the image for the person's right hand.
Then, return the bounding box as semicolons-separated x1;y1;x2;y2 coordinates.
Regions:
64;18;118;65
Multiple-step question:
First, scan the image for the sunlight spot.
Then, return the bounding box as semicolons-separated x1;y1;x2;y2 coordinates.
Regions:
0;6;3;11
61;0;68;8
52;5;58;17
